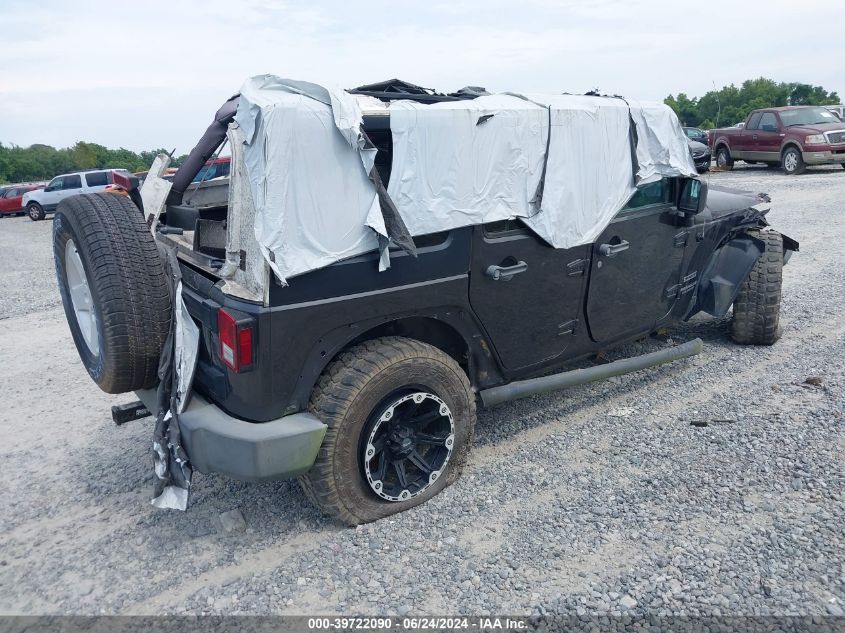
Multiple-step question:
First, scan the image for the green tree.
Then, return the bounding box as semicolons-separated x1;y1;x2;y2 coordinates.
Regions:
0;142;181;184
664;77;840;129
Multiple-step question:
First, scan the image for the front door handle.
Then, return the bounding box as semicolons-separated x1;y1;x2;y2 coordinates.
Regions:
599;240;629;257
485;260;528;281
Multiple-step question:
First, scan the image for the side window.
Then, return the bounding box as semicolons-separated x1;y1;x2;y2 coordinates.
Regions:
84;171;109;187
47;177;63;191
63;175;82;190
746;112;762;130
483;218;528;237
758;112;778;132
622;178;672;213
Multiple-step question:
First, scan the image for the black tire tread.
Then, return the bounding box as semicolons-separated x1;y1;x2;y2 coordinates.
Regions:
731;230;783;346
54;193;171;393
299;336;475;525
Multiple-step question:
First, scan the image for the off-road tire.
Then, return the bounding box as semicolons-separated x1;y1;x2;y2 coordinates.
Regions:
715;146;734;170
731;231;783;346
781;146;805;175
27;202;45;221
299;336;476;525
53;193;171;393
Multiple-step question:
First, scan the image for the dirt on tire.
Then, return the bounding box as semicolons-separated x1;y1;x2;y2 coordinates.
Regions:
299;336;476;525
731;230;783;345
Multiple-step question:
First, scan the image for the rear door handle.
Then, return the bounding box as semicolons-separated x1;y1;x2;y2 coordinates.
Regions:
598;240;629;257
485;260;528;281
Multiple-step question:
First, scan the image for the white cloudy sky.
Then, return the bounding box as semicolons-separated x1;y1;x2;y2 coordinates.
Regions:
1;0;842;154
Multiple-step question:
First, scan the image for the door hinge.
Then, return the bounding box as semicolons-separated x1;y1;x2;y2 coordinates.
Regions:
673;231;689;248
558;319;578;336
567;258;590;276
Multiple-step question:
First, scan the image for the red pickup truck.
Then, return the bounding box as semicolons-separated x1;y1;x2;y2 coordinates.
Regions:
710;106;845;175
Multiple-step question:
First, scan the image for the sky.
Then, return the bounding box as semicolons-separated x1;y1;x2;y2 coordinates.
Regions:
1;0;842;155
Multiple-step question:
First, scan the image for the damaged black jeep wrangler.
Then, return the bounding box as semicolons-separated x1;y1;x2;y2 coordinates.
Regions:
53;79;798;524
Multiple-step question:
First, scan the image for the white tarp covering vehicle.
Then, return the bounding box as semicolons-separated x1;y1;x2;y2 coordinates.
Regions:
233;75;696;284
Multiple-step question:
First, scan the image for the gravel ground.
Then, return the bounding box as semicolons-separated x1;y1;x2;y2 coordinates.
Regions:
0;165;843;621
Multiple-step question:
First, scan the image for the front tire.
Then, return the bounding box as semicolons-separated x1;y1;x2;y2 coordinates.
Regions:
715;146;734;170
300;336;476;525
27;202;45;221
782;146;805;175
731;231;783;346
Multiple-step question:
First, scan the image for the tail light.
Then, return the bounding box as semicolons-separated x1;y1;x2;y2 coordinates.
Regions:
217;308;255;372
111;171;139;191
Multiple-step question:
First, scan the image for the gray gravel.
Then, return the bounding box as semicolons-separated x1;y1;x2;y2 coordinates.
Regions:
0;164;843;620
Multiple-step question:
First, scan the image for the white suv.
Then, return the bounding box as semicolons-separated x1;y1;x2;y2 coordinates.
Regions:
22;169;131;221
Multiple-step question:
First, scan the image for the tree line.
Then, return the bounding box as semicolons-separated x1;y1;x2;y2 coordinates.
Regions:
665;77;840;130
0;142;188;185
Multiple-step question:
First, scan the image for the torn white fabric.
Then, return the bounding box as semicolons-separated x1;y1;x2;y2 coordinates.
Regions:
234;75;384;284
517;94;638;249
233;76;699;278
140;153;172;235
387;93;697;249
386;95;548;236
173;282;199;414
628;99;698;184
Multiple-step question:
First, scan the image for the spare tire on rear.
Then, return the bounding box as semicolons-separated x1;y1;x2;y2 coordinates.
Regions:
53;193;172;394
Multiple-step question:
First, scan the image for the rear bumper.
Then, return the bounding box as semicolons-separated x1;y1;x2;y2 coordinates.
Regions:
136;389;327;482
802;149;845;165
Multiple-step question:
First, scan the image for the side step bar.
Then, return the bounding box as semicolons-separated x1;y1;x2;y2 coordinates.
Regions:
479;338;704;407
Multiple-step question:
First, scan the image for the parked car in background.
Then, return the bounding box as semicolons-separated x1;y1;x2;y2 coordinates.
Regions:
710;106;845;174
683;126;709;145
825;105;845;120
22;169;134;220
0;183;44;216
687;139;711;173
192;156;230;182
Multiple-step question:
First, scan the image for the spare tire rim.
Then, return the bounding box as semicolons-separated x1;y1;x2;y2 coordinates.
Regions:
363;391;455;502
65;238;99;356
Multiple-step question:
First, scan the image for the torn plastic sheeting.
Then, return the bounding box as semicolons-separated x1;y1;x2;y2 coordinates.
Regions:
386;95;548;236
627;99;698;184
387;93;697;250
518;94;639;249
151;250;194;511
234;76;698;280
174;281;199;414
234;75;388;284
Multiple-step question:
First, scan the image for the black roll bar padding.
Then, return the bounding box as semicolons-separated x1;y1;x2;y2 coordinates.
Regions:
166;94;240;206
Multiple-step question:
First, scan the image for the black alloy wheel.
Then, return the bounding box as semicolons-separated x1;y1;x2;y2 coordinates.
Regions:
361;390;455;502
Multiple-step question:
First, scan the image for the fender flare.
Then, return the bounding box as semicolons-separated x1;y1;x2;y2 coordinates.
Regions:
696;233;766;318
288;310;505;412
